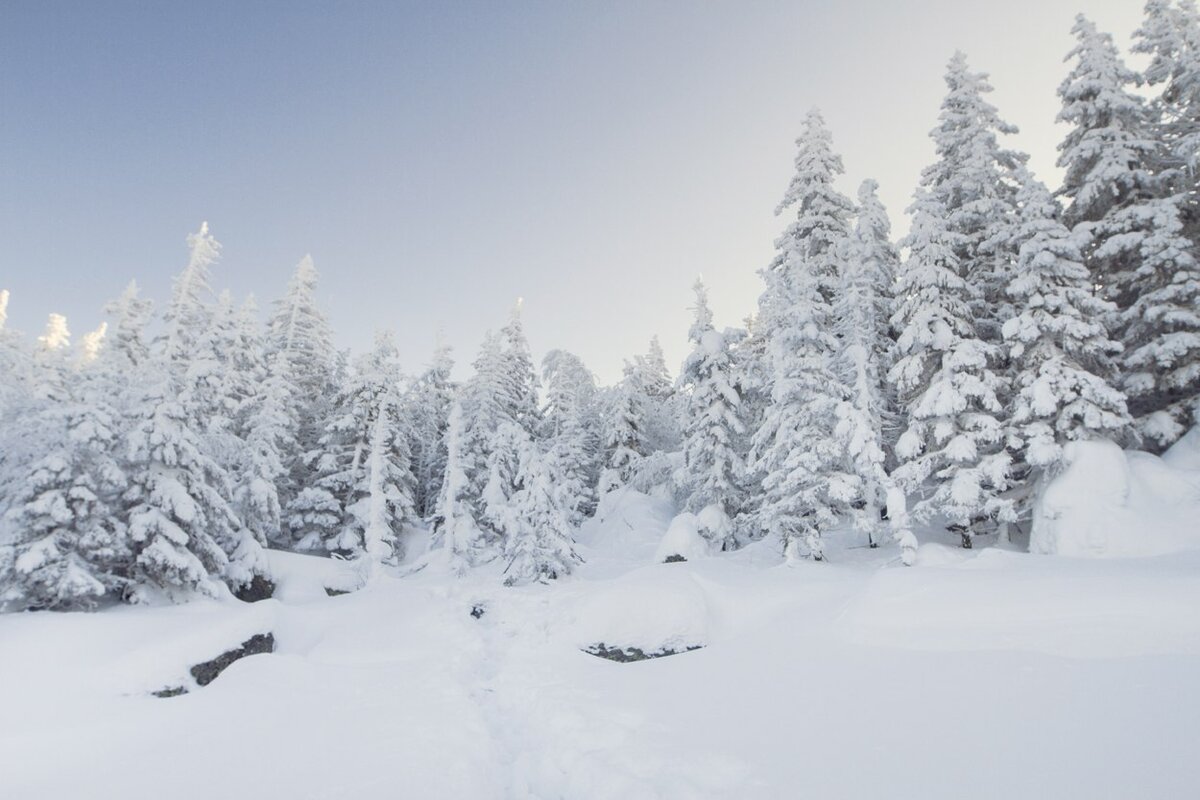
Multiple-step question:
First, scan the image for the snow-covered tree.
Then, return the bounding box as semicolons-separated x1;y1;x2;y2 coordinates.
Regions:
677;281;743;549
122;372;245;600
76;322;107;367
102;282;154;372
266;255;338;498
1003;171;1133;479
918;52;1026;347
889;190;1013;547
1134;0;1200;214
541;349;601;524
834;181;899;547
406;339;456;520
161;222;219;371
232;299;295;549
748;108;854;560
501;427;581;586
1058;14;1200;448
599;366;649;493
288;332;415;559
1;316;130;609
431;400;486;574
499;300;541;435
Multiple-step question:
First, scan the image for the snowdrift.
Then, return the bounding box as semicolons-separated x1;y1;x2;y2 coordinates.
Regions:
1032;431;1200;558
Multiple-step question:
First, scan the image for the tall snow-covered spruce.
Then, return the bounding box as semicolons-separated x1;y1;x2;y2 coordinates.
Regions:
833;179;900;547
1003;170;1132;485
749;108;854;560
889;189;1012;548
1057;14;1200;448
678;280;744;550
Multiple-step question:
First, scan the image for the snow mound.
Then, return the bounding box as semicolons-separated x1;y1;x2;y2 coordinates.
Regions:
566;568;709;654
1032;438;1200;558
1163;426;1200;473
654;512;713;563
576;488;674;571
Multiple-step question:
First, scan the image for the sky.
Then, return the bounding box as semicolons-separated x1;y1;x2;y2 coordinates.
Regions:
0;0;1144;384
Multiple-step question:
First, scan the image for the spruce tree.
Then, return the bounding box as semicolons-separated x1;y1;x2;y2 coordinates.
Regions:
749;108;853;560
889;190;1012;547
431;399;487;574
502;428;581;586
1;316;130;609
266;255;337;503
1058;14;1200;447
406;339;456;520
918;53;1026;347
834;180;899;546
541;349;601;524
1003;171;1132;480
678;281;743;549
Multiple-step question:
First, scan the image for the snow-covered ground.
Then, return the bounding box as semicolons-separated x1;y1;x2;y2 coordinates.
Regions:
2;489;1199;799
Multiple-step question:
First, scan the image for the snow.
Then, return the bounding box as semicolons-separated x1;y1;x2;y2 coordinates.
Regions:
1032;436;1200;558
2;489;1200;799
654;511;712;563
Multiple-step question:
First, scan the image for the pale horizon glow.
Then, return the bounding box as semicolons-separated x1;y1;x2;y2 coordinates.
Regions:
0;0;1142;383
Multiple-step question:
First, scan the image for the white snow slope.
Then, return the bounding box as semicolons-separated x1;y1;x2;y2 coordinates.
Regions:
2;489;1199;799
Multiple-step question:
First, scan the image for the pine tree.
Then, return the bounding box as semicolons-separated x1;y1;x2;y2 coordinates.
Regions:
678;281;743;549
1003;171;1133;479
1058;14;1200;448
749;108;854;559
889;190;1012;547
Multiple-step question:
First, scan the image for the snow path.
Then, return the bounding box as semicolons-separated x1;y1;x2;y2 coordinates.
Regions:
2;507;1200;798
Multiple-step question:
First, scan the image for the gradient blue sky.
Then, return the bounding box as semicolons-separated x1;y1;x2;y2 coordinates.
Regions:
1;0;1141;382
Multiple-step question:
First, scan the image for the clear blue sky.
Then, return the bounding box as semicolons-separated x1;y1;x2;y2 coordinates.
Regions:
0;0;1141;382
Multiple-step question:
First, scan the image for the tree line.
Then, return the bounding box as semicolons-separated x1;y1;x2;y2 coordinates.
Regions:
1;4;1197;609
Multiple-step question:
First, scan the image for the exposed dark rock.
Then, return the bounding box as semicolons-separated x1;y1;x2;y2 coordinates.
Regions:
189;633;275;687
324;587;351;597
663;554;687;564
152;686;188;698
470;603;486;619
584;642;703;663
234;574;276;603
